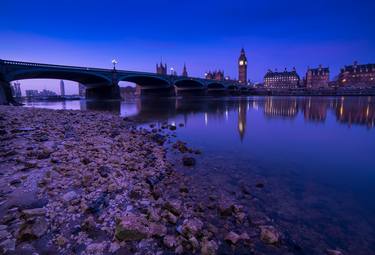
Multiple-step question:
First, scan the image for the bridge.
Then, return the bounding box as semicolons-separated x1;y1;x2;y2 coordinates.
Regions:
0;59;241;104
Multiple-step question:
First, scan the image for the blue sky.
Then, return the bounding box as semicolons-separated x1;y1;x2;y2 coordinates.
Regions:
1;0;375;94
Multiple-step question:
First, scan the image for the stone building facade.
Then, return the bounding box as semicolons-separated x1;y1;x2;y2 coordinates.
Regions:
338;62;375;87
306;65;329;88
264;68;300;88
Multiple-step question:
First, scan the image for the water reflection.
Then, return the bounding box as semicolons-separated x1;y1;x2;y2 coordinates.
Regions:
129;96;375;131
25;96;375;136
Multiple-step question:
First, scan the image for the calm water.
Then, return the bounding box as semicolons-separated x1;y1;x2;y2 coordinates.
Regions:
24;96;375;254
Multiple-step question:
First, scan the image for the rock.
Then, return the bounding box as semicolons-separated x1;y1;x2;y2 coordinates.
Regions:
189;236;200;250
55;235;68;247
182;157;196;166
22;208;46;218
62;191;78;202
201;239;218;255
115;214;149;241
179;185;189;193
166;212;178;224
87;193;108;214
225;231;240;244
169;125;177;131
146;174;165;188
174;141;189;153
22;160;38;170
151;134;166;145
326;249;343;255
0;230;11;240
81;216;96;232
149;223;167;237
0;238;16;252
218;201;234;216
175;245;184;254
163;235;177;248
164;200;182;216
260;225;280;244
86;242;106;254
181;218;203;238
98;165;111;178
37;149;51;159
240;232;250;241
18;217;48;240
109;242;121;253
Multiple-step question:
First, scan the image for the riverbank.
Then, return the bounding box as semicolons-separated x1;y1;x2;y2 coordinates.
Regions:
0;106;343;255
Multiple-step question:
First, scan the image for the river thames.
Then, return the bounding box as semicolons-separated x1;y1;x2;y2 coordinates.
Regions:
24;96;375;254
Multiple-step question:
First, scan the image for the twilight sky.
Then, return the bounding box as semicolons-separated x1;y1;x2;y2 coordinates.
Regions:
1;0;375;95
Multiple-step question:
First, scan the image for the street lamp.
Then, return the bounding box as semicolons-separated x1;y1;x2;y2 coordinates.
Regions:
170;67;174;75
112;59;118;70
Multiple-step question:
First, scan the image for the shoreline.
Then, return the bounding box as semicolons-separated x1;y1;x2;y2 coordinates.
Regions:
0;106;342;254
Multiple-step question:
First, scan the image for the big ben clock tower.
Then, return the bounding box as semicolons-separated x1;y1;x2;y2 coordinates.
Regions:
238;48;248;84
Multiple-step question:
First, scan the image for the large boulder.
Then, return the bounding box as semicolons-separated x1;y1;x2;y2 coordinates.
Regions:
181;218;203;238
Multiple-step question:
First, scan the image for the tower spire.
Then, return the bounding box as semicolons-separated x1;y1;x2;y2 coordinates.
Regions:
182;63;188;77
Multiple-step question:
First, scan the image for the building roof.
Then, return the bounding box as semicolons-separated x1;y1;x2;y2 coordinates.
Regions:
341;63;375;73
264;69;300;79
308;67;329;75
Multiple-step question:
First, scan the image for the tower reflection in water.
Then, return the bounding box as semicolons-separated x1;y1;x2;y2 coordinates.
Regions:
78;96;375;141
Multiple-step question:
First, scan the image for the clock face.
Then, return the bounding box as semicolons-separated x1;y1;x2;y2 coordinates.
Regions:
239;60;244;66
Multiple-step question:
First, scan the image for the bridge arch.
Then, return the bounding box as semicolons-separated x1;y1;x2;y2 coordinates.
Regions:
119;75;170;88
174;79;204;89
5;68;112;88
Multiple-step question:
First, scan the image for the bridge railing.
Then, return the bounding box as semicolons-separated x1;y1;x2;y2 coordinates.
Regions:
0;59;112;72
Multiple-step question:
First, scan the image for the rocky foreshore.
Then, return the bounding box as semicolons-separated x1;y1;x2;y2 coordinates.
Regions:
0;106;342;255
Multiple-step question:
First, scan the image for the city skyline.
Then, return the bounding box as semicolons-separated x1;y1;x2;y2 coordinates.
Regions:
1;0;375;94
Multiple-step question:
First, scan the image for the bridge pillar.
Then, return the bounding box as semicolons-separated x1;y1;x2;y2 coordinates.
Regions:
85;84;121;100
0;80;17;105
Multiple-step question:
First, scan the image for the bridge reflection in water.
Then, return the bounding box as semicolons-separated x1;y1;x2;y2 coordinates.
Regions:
25;96;375;141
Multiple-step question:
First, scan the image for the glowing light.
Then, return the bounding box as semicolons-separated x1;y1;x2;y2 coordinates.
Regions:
204;113;208;126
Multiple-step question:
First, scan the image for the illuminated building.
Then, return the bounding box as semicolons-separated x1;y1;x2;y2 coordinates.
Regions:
238;48;248;85
306;65;329;88
338;61;375;87
264;68;300;88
